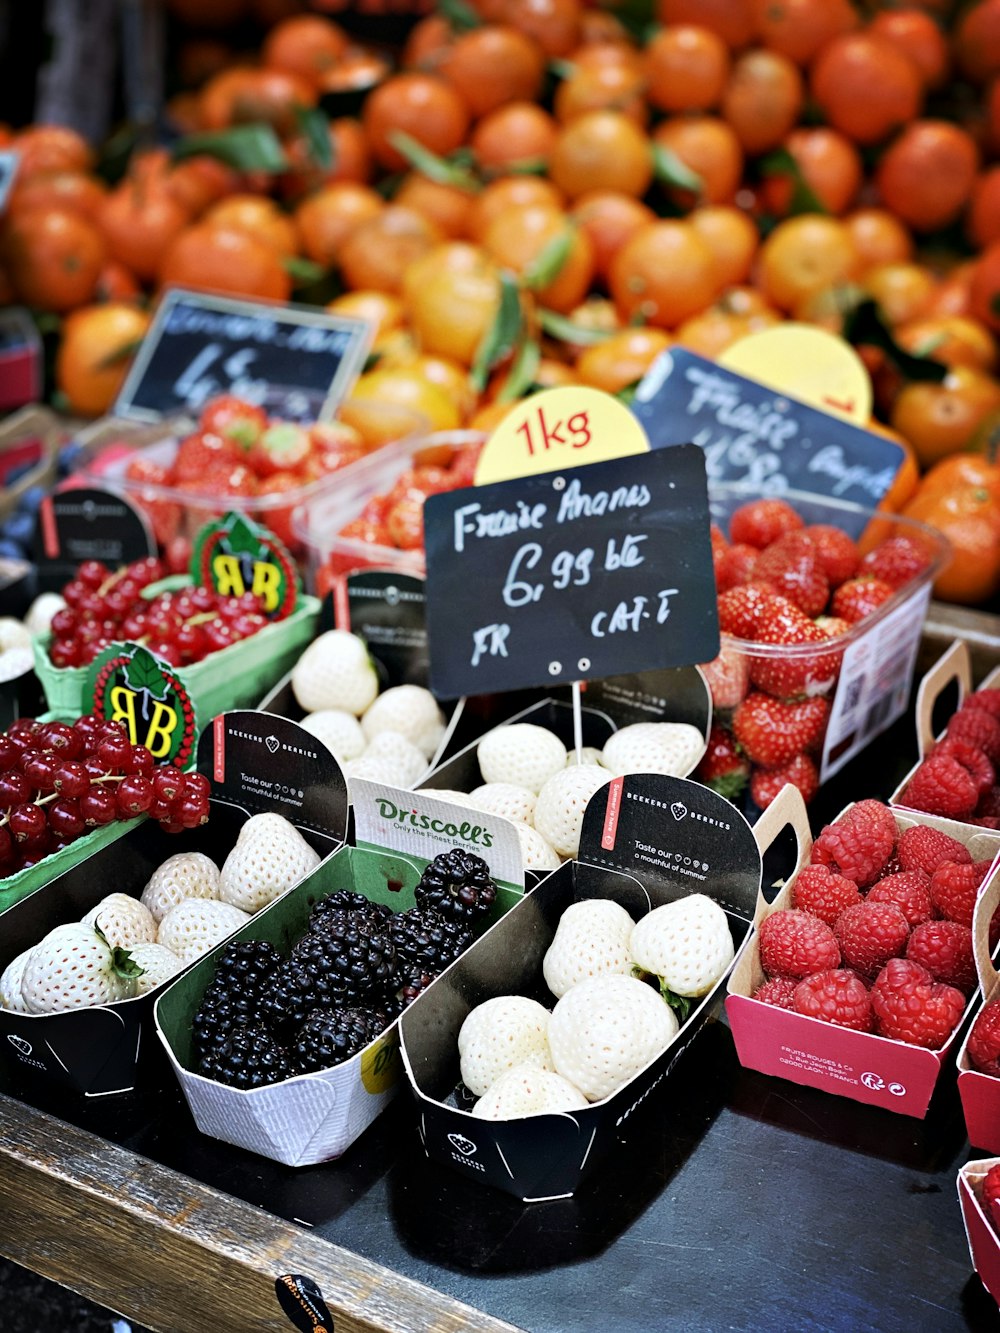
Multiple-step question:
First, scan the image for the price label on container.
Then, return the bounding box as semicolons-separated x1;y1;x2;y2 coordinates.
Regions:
424;446;719;699
32;487;156;592
113;287;372;424
0;151;19;213
719;324;873;424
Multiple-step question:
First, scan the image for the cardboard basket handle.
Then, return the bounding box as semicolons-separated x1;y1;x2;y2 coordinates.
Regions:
751;783;813;925
916;640;971;759
973;864;1000;997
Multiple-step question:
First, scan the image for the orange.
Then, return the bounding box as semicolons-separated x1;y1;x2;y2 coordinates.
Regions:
400;242;502;365
676;299;780;358
204;194;299;260
470;102;558;174
394;174;476;240
396;353;477;422
3;207;106;312
554;56;648;126
720;49;803;155
866;423;919;514
294;183;382;267
483;203;594;313
756;215;860;313
346;365;462;432
653;116;743;207
891;367;1000;468
326;290;404;346
844;209;914;272
608;220;719;327
403;14;453;70
578;10;632;46
339;206;444;295
751;0;858;66
969;168;1000;249
8;171;106;222
159;224;291;302
438;25;545;119
166;156;238;217
876;121;979;234
575;328;671;394
811;34;923;146
548;110;653;200
644;25;730;113
895;316;997;373
55;303;151;417
261;15;349;84
926;264;974;320
572;191;656;283
176;37;232;88
762;127;862;218
955;0;1000;84
868;9;950;90
280;118;373;201
862;262;936;327
477;0;582;58
199;66;317;137
95;261;143;304
13;125;93;177
469;400;518;433
468;175;565;243
316;50;391;98
688;205;759;288
969;242;1000;334
655;0;754;50
362;73;471;172
96;181;191;284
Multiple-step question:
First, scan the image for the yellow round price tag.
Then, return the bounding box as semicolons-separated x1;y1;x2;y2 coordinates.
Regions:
719;324;872;425
474;385;650;485
361;1033;400;1094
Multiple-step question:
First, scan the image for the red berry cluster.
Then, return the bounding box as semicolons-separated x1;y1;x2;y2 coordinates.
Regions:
0;715;211;879
979;1164;1000;1239
47;557;269;670
968;997;1000;1078
701;498;936;808
751;801;988;1049
899;687;1000;826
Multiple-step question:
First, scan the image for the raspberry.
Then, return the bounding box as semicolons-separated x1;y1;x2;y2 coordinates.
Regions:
834;901;910;978
866;871;933;927
934;738;995;796
758;909;840;979
906;920;976;994
898;755;979;821
946;707;1000;764
982;1163;1000;1233
964;689;1000;722
871;958;966;1048
929;858;993;926
791;864;862;925
976;788;1000;820
810;800;897;888
792;969;873;1031
967;997;1000;1075
752;976;799;1009
898;824;972;876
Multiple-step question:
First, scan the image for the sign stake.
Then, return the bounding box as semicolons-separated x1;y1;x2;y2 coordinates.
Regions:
572;680;584;765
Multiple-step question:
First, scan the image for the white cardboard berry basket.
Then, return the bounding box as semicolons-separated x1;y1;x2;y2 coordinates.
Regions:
726;786;1000;1119
154;781;527;1167
0;712;347;1098
956;869;1000;1152
959;1156;1000;1308
398;773;764;1203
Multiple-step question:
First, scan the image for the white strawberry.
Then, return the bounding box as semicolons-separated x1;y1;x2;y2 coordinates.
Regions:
0;617;30;652
0;949;32;1013
361;685;446;760
512;822;561;872
361;730;429;787
344;753;418;788
291;629;379;715
601;723;705;778
468;782;536;825
472;1063;588;1120
300;708;366;763
458;995;553;1096
630;895;734;998
547;975;678;1102
82;893;158;950
532;764;611;860
0;647;32;683
20;923;142;1014
219;813;320;913
23;592;66;637
140;852;221;924
127;942;185;995
419;789;480;809
477;724;567;794
566;746;606;768
157;900;249;965
542;899;636;999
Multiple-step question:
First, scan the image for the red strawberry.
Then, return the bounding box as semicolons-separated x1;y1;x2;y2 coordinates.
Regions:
982;1164;1000;1232
834;900;910;977
199;394;268;449
695;724;749;798
752;532;830;617
715;543;760;593
934;738;995;796
964;688;1000;722
858;533;933;589
792;863;863;923
947;707;1000;764
898;824;972;876
967;997;1000;1074
805;524;858;587
752;976;799;1009
250;423;311;478
899;755;979;821
730;497;804;549
199;461;259;500
810;799;898;887
929;858;994;926
866;871;933;927
758;909;840;979
717;584;779;637
750;601;840;699
870;957;965;1048
831;575;895;624
124;458;181;545
732;693;830;769
172;430;238;485
814;615;852;640
750;753;819;808
793;969;873;1031
698;645;750;711
256;471;305;550
710;521;729;573
906;920;976;994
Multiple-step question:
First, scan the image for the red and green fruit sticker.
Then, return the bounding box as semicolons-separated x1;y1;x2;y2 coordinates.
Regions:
191;511;298;620
86;643;198;769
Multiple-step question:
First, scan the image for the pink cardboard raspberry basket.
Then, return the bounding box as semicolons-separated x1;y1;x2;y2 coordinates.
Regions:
957;869;1000;1152
959;1157;1000;1308
725;786;1000;1119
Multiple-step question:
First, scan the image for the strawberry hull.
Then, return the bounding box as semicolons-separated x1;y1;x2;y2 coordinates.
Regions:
0;712;348;1097
959;1158;1000;1308
726;789;1000;1118
399;774;762;1202
956;862;1000;1153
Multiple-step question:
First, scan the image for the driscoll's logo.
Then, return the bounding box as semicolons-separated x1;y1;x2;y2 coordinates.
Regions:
374;797;494;848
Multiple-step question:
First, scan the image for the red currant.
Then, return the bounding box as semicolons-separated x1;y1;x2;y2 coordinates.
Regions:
8;803;48;842
39;721;82;758
53;761;90;799
50;607;78;636
49;798;85;839
77;560;110;589
0;737;17;772
153;769;184;804
23;753;58;792
117;775;154;815
96;736;132;771
0;771;32;805
80;787;117;826
126;745;155;777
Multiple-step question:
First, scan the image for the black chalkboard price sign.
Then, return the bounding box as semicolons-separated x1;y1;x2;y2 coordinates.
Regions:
113;287;372;424
423;446;719;699
0;151;19;213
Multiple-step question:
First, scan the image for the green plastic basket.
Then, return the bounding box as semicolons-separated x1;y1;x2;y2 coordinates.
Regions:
0;814;142;916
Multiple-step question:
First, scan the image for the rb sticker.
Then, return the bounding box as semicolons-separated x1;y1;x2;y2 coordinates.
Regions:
192;511;298;620
86;644;197;769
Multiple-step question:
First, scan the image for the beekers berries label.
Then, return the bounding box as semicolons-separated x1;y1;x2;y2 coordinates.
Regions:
192;511;298;620
87;643;197;768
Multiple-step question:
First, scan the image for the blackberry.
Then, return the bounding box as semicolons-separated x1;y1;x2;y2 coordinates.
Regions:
192;981;261;1060
390;907;472;982
393;970;437;1013
414;849;498;924
212;940;283;992
258;962;321;1038
293;1007;387;1074
292;915;396;1007
309;891;392;934
199;1026;292;1089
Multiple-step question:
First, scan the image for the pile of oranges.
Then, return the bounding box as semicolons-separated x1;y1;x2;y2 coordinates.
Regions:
8;0;1000;601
